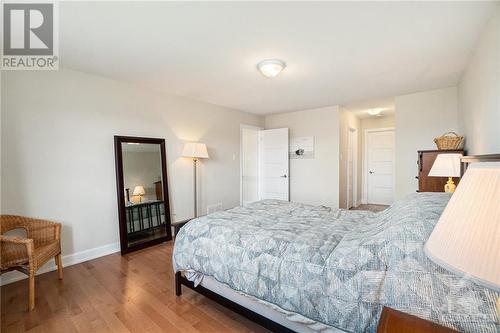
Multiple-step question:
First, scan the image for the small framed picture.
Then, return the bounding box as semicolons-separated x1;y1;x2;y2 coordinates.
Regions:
289;136;314;159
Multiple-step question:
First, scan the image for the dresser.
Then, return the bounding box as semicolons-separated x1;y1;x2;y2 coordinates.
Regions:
417;150;464;192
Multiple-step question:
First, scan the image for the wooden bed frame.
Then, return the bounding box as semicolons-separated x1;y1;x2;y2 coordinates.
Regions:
174;153;500;333
461;153;500;165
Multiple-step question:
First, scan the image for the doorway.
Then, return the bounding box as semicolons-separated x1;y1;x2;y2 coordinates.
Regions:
240;126;289;205
364;128;395;205
346;128;358;209
240;125;261;205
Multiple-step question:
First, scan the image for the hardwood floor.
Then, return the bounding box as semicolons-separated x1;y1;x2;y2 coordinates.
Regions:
1;242;270;333
350;204;388;213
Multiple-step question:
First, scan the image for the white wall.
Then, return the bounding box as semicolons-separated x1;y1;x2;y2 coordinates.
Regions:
1;69;262;272
265;106;340;208
458;4;500;155
360;115;396;204
338;108;361;208
395;87;459;199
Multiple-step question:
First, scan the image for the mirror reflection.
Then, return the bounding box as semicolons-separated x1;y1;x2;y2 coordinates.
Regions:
122;142;167;247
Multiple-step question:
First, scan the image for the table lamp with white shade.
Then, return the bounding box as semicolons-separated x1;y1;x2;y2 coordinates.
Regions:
424;161;500;317
182;142;209;218
428;153;462;192
133;185;145;203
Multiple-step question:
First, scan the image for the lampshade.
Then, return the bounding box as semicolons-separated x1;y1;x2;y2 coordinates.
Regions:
182;142;209;159
424;162;500;292
428;153;462;177
132;185;145;196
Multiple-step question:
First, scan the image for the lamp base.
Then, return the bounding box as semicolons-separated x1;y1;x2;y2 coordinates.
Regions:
444;177;456;193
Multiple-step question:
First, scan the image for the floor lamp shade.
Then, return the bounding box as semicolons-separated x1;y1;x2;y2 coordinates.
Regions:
424;162;500;292
182;143;209;159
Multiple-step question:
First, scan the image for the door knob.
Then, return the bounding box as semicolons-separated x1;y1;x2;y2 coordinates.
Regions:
280;174;287;178
369;171;374;174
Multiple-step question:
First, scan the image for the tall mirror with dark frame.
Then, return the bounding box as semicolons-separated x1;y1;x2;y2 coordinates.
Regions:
114;136;172;254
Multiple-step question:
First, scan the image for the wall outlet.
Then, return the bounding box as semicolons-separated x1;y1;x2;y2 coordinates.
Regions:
207;202;223;215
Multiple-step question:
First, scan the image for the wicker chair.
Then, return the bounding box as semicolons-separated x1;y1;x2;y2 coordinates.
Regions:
0;215;63;311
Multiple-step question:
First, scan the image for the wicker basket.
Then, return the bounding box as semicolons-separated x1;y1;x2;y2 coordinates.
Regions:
434;132;463;150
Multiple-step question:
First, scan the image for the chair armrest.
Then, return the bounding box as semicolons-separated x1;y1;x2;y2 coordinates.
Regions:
0;215;61;249
0;235;33;245
24;219;61;245
0;235;34;270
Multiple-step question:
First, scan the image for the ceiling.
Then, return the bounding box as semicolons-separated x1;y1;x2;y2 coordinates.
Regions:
60;2;497;115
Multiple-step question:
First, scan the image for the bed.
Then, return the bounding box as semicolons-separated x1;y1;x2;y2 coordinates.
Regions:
173;158;499;333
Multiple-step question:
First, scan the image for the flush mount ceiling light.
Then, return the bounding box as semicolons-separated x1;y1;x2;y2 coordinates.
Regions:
257;59;286;78
367;108;383;116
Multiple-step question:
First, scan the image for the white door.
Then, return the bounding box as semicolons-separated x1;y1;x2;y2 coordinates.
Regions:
240;126;261;205
259;128;289;201
366;129;395;205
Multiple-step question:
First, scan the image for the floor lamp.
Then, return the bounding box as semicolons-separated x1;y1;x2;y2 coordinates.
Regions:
182;142;209;218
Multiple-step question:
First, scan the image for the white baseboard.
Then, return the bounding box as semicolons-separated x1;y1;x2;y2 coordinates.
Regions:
0;242;120;286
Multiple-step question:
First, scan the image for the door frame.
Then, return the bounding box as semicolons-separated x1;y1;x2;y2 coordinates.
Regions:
240;124;263;205
346;127;358;208
362;127;395;205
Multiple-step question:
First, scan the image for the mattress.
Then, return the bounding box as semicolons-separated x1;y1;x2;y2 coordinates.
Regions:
193;273;346;333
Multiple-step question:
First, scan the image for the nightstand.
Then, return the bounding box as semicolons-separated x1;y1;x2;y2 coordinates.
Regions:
377;307;460;333
171;219;191;237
